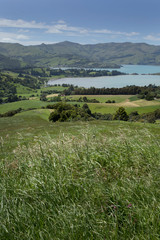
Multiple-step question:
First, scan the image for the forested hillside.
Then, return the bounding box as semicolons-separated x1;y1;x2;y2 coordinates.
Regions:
1;41;160;69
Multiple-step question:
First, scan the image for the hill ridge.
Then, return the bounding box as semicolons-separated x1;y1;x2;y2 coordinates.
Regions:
1;41;160;69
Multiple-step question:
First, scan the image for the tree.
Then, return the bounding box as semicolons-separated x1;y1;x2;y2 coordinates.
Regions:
82;104;91;115
40;93;47;101
129;111;139;122
49;111;60;122
145;93;154;101
49;102;92;122
83;96;88;102
114;107;129;121
154;109;160;119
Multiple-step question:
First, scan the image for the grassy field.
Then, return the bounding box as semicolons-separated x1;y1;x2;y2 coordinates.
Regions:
0;111;160;239
16;84;38;96
1;65;160;239
88;101;160;114
0;100;51;113
16;85;67;98
66;95;136;103
61;95;160;114
1;108;160;161
0;94;160;116
39;85;68;93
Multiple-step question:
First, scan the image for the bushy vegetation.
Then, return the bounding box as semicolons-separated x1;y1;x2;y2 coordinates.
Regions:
0;69;47;104
1;126;160;239
48;102;92;122
114;107;129;121
50;68;125;77
0;108;22;117
105;100;116;103
0;53;22;70
48;102;160;123
0;73;17;99
129;108;160;123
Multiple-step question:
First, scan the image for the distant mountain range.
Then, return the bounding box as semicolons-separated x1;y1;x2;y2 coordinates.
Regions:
0;41;160;69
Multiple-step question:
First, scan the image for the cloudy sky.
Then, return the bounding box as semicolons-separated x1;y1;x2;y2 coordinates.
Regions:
0;0;160;45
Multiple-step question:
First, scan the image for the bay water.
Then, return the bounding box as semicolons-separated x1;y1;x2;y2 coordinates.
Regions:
48;65;160;88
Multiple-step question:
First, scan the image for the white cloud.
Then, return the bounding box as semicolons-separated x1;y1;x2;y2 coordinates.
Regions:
18;29;30;33
57;20;66;24
144;34;160;42
93;29;113;34
46;22;89;35
0;18;88;35
46;22;139;39
21;41;58;46
93;29;139;37
0;18;139;39
0;32;29;43
125;32;139;37
0;18;142;45
0;18;47;29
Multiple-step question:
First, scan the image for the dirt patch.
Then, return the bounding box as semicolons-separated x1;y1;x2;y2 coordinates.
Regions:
48;109;54;113
96;99;139;107
46;94;59;98
29;97;37;100
115;99;139;107
134;99;160;106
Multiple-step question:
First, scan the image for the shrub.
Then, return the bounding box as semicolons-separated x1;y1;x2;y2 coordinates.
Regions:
145;93;154;101
114;107;129;121
0;108;22;117
49;96;61;102
129;111;140;122
82;103;91;115
49;102;92;122
154;109;160;119
140;112;156;123
93;112;113;120
48;110;61;122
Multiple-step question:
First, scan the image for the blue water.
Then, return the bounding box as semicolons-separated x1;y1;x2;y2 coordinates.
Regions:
48;65;160;88
108;64;160;74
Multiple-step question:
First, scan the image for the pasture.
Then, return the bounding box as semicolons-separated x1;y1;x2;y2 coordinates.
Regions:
1;94;160;116
65;94;135;103
0;111;160;239
63;94;160;114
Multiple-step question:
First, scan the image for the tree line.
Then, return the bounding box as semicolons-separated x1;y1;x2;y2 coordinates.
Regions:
49;68;125;78
62;84;160;100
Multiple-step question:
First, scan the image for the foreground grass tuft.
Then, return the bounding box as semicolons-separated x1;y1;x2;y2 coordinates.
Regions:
0;127;160;239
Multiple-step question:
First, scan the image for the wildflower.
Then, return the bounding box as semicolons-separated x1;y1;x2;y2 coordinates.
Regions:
127;203;132;208
111;205;117;209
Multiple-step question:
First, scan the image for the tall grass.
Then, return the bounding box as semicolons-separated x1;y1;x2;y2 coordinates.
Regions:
0;126;160;239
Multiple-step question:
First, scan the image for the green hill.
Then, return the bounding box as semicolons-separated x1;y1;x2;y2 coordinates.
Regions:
0;53;24;70
1;41;160;69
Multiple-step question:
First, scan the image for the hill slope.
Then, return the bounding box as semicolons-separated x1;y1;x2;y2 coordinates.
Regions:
1;41;160;68
0;53;25;69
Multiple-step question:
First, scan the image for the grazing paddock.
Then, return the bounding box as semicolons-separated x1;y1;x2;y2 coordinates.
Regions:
67;94;135;103
0;117;160;239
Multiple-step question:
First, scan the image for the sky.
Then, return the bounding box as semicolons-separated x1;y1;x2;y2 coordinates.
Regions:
0;0;160;46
